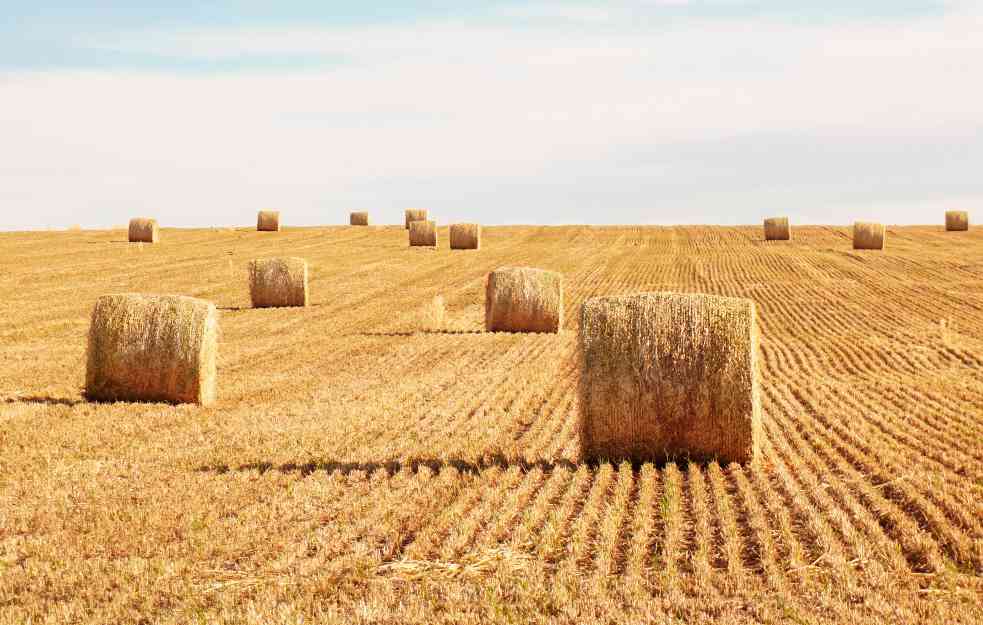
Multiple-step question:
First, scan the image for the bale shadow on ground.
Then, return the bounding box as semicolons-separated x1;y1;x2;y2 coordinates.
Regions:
2;395;85;407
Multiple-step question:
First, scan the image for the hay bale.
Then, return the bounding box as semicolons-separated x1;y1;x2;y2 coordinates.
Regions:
853;221;885;250
450;223;481;250
350;211;369;226
85;294;218;406
485;267;563;333
409;220;437;247
763;216;790;241
405;209;428;229
946;210;969;231
128;218;159;243
248;257;309;308
418;295;446;332
578;292;760;465
257;210;281;232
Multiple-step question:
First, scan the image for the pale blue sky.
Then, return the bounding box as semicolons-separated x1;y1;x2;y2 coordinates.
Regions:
2;1;981;229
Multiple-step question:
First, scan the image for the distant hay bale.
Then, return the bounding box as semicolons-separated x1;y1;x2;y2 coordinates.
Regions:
450;223;481;250
946;210;969;231
405;209;428;229
350;211;369;226
248;257;309;308
418;295;446;332
578;292;760;465
85;294;218;406
257;210;281;232
763;216;790;241
128;218;159;243
409;220;437;247
485;267;563;333
68;224;82;231
853;221;885;250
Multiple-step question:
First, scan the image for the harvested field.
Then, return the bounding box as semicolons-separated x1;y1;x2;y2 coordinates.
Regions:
1;225;982;624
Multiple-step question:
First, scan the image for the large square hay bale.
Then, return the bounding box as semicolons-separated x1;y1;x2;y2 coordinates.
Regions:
409;220;437;247
853;221;884;249
578;292;760;465
763;216;790;241
485;267;563;333
449;223;481;249
405;209;428;229
350;211;369;226
257;210;281;232
248;257;309;307
128;218;159;243
946;210;969;231
85;294;218;405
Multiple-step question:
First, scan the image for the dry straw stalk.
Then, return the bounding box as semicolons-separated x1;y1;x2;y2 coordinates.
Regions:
578;292;761;465
248;257;309;308
405;209;428;229
128;218;159;243
350;211;369;226
257;211;281;232
409;220;438;247
85;294;218;405
945;210;969;231
853;221;885;250
449;223;481;250
485;267;563;333
763;216;790;241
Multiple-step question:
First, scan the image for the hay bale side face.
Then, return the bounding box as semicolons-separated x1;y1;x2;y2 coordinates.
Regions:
85;294;218;405
485;267;563;333
408;220;437;246
449;223;481;249
350;211;369;226
257;211;281;232
763;216;790;241
578;292;760;465
128;218;159;243
405;209;428;229
248;257;309;308
853;221;885;249
946;210;969;231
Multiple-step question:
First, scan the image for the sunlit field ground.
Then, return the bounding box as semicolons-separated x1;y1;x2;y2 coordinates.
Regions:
1;225;981;624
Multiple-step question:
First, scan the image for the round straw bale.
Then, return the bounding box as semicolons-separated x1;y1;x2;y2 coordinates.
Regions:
946;210;969;231
85;294;218;405
128;218;159;243
485;267;563;333
449;223;481;249
248;257;309;308
763;216;790;241
350;211;369;226
853;221;884;250
578;292;760;465
408;220;437;247
257;210;281;232
405;209;428;229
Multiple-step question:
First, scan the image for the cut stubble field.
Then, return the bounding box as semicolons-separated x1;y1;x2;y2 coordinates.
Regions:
0;224;981;624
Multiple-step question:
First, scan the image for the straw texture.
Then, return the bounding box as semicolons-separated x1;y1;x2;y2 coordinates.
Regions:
350;212;369;226
450;223;481;250
946;211;969;231
485;267;563;333
128;218;159;243
405;209;428;229
257;211;281;232
409;220;437;247
248;257;309;308
853;222;885;250
85;294;218;405
763;217;790;241
578;292;760;465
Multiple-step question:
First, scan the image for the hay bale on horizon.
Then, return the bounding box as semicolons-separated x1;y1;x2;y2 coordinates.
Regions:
409;220;437;247
485;267;563;333
853;221;885;250
578;292;760;465
248;257;309;308
128;218;159;243
763;216;790;241
257;210;281;232
85;294;218;406
946;210;969;232
350;211;369;226
450;223;481;249
405;209;428;229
